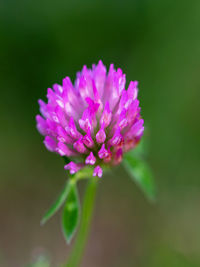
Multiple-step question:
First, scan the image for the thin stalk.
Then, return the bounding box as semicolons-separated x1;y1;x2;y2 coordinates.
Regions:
63;178;98;267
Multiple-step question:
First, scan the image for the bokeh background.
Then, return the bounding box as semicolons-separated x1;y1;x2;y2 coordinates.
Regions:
1;0;200;266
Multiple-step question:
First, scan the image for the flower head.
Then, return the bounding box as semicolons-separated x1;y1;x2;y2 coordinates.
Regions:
36;61;144;177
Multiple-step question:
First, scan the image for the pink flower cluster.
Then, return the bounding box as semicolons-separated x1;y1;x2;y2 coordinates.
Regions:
36;61;144;177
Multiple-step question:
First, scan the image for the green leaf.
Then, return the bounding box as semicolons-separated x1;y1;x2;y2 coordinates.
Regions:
62;182;80;244
124;152;156;202
41;181;71;225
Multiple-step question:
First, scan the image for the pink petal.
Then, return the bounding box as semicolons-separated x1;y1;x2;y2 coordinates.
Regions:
96;128;106;144
98;144;109;159
100;101;112;128
93;165;103;178
64;162;83;174
43;136;57;152
73;138;87;153
82;131;94;148
109;128;123;146
85;152;96;165
36;115;48;135
65;117;82;139
56;142;76;157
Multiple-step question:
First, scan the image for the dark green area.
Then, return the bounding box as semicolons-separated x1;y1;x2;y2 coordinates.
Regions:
0;0;200;266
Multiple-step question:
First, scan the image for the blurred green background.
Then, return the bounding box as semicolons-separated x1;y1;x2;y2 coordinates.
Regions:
0;0;200;266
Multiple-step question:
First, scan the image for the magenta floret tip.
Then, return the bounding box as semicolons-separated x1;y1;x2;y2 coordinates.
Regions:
93;166;103;178
36;61;144;178
85;152;96;165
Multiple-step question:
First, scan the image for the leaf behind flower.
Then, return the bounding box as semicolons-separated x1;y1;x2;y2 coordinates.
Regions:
124;150;156;202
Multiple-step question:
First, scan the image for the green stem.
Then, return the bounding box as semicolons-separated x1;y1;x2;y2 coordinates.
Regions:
63;178;98;267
